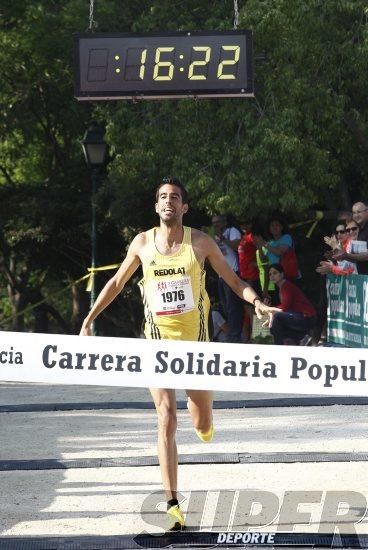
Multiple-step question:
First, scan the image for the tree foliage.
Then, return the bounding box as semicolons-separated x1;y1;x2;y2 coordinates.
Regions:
103;0;368;220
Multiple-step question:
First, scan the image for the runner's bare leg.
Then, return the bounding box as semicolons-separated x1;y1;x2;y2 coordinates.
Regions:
150;388;178;500
186;389;213;432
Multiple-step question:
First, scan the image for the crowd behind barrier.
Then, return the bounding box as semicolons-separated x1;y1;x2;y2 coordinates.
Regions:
205;199;368;348
1;201;368;346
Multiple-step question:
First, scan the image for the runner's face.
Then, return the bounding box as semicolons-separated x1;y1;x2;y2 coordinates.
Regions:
155;184;188;225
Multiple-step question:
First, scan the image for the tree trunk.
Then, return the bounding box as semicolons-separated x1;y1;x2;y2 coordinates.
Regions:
7;284;24;331
5;256;24;331
71;282;89;334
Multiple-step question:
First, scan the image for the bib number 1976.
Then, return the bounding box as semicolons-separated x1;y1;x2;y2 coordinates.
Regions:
161;289;185;303
153;276;195;315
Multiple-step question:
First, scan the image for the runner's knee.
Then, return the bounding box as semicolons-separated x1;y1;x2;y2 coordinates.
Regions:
187;397;212;431
156;403;177;440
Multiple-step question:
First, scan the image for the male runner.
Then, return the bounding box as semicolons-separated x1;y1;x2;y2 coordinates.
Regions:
80;176;276;531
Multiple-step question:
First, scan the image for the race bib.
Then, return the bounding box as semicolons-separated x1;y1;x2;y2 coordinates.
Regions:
151;276;195;316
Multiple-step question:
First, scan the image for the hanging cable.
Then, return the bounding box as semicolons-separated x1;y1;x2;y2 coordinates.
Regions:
233;0;239;29
88;0;97;31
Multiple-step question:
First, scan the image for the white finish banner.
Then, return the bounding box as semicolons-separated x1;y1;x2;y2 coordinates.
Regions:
0;330;368;396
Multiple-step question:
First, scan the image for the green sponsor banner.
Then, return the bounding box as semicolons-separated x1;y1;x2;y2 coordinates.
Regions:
327;274;368;347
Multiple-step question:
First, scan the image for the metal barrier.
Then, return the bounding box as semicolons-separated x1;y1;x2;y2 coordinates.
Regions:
327;274;368;348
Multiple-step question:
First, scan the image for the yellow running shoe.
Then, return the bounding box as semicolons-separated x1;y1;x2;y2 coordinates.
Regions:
166;504;185;531
195;425;214;443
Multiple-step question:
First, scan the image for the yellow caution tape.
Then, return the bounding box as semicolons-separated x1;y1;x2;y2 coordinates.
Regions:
289;211;324;238
0;263;122;327
85;263;121;292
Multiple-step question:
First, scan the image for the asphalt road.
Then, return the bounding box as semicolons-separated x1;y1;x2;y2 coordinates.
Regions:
0;382;367;545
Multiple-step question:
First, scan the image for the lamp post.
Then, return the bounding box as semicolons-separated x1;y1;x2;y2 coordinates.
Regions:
81;124;107;335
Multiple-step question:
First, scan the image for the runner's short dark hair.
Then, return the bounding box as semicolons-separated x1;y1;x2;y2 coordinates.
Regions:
155;176;189;204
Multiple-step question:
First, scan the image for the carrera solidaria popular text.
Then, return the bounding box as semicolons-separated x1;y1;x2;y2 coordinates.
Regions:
1;345;368;388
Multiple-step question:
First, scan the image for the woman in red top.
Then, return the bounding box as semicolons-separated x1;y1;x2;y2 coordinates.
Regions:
238;220;261;289
238;220;262;341
268;263;316;345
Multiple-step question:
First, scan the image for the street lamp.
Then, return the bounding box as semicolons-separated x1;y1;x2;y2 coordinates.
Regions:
82;124;107;335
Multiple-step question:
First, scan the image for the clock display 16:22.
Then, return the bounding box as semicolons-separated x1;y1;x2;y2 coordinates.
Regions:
75;31;253;99
121;44;241;82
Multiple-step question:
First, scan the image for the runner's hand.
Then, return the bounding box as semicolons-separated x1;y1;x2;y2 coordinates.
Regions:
254;302;281;329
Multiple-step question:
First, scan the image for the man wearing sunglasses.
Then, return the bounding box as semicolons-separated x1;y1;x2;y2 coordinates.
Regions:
333;201;368;274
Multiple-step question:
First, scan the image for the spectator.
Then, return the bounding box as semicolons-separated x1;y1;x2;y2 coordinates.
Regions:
238;219;261;294
268;263;316;346
324;221;348;251
238;219;262;341
333;201;368;274
315;220;348;346
210;299;229;342
212;214;244;342
316;219;360;346
253;227;278;306
254;214;301;284
317;220;358;276
256;247;277;306
345;219;360;256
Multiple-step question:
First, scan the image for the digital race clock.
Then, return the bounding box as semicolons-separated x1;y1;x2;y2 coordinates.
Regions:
74;30;253;100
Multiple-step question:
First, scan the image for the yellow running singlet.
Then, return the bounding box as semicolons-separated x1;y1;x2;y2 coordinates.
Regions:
139;226;210;341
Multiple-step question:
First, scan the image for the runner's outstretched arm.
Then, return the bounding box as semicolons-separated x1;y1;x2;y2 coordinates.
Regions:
203;234;279;325
80;233;143;335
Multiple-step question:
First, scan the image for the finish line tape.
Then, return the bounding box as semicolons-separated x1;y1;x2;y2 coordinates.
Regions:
0;331;367;396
